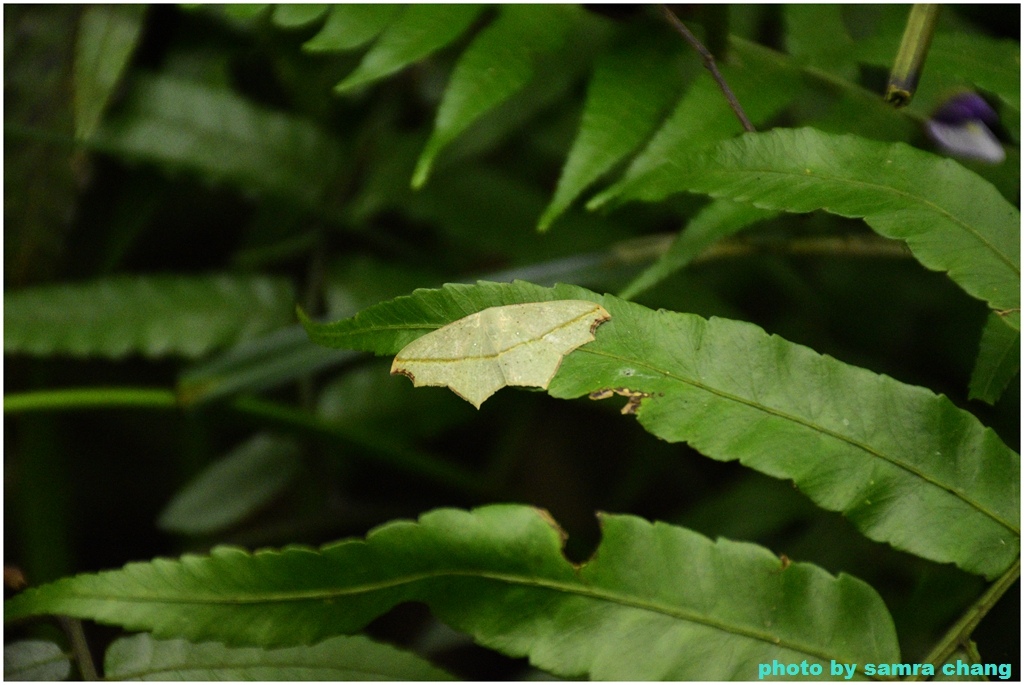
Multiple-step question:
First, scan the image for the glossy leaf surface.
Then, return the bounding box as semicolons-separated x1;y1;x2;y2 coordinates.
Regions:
302;281;1020;578
613;127;1020;324
6;505;899;680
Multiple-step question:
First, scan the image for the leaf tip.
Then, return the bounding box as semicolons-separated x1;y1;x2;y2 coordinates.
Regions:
411;157;432;190
585;190;614;212
536;204;561;233
295;305;315;331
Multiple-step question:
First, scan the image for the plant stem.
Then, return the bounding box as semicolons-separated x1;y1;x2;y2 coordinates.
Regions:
729;36;929;125
58;616;98;680
4;387;493;496
4;388;177;413
612;232;913;265
694;234;913;263
885;4;941;107
911;558;1020;680
659;5;755;132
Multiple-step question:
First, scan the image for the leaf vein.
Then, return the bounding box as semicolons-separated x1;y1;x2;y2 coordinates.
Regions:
61;570;834;662
584;348;1019;535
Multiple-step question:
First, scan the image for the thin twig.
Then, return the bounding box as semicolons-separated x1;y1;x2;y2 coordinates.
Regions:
910;558;1020;680
691;234;912;264
58;616;98;681
658;5;755;132
611;232;912;266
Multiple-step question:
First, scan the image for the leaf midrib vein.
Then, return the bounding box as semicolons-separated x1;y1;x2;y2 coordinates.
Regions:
672;161;1021;280
59;569;837;663
586;347;1019;535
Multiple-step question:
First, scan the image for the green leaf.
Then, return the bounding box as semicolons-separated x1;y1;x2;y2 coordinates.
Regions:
73;4;146;140
334;5;483;93
157;434;301;535
5;505;900;680
271;4;328;29
302;281;1020;578
303;5;400;52
421;31;607;177
783;5;857;80
177;326;356;405
537;43;683;231
178;257;435;405
4;640;71;681
616;127;1021;324
104;632;453;680
412;5;579;188
969;312;1021;405
93;73;344;204
618;199;779;300
5;275;295;359
926;32;1021;112
590;37;803;210
216;5;269;22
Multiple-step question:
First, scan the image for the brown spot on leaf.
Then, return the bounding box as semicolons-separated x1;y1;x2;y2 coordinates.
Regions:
589;387;653;414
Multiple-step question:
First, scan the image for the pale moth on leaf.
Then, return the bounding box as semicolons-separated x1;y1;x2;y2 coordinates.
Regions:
391;300;611;408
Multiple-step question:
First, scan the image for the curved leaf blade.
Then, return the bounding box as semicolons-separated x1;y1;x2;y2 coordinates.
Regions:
271;4;327;29
590;37;803;210
303;5;399;52
74;4;146;140
104;632;453;681
93;74;344;204
4;640;71;681
302;281;1020;578
537;43;682;231
620;127;1020;322
413;5;578;188
5;275;295;359
157;434;301;535
335;5;483;93
969;312;1021;405
177;325;356;405
5;505;900;680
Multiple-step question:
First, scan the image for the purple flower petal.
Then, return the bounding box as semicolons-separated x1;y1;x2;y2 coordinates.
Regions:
931;92;999;125
926;119;1006;164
